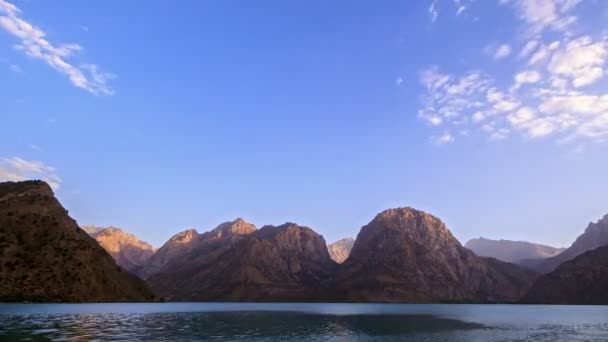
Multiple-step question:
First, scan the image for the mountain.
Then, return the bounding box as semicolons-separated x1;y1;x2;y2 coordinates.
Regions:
327;238;355;263
330;208;537;303
465;237;564;263
80;225;101;235
139;228;199;279
85;226;155;277
146;221;335;301
523;214;608;273
523;245;608;304
0;181;156;302
140;218;256;279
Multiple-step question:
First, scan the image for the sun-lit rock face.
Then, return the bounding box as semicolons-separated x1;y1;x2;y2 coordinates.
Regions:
330;207;537;303
327;238;354;263
84;226;155;277
140;218;258;279
0;180;156;302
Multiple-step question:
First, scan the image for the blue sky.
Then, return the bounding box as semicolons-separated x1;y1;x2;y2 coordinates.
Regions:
1;0;607;248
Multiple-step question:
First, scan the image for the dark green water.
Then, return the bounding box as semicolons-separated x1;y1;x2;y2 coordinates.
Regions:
1;303;607;341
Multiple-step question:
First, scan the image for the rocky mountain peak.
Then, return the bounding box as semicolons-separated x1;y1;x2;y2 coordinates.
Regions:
0;180;54;201
211;218;256;238
82;225;155;277
169;228;199;243
327;238;355;263
332;206;537;303
358;207;461;255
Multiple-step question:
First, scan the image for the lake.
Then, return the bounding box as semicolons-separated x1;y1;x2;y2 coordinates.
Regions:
0;303;607;341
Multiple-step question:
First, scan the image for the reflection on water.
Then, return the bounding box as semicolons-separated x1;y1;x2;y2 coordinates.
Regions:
0;303;607;341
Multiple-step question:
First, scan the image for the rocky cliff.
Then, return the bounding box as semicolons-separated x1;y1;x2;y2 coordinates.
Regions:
0;181;156;302
329;208;537;303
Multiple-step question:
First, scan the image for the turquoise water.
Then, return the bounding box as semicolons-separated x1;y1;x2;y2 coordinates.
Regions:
1;303;607;341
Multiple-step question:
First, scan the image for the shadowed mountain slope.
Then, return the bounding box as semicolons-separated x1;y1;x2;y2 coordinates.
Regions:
0;181;156;302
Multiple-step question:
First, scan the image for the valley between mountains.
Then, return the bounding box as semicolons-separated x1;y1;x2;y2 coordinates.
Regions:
1;180;607;304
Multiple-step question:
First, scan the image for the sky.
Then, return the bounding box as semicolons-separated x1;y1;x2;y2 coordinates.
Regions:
1;0;607;248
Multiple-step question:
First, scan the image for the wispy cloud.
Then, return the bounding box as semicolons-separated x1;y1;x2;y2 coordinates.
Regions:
0;0;115;95
429;0;439;23
416;0;608;145
432;131;455;145
8;63;21;72
0;157;62;190
494;44;512;59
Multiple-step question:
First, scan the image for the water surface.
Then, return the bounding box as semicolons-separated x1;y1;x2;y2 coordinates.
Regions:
1;303;607;341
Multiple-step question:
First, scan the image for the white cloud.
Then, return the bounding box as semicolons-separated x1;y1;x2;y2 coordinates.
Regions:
0;157;62;190
547;36;608;88
418;67;493;126
490;128;510;140
0;0;114;95
513;70;541;89
432;131;454;144
453;0;473;16
505;0;582;35
420;66;451;90
494;44;512;59
518;39;540;59
429;0;439;23
395;76;404;86
415;1;608;145
539;94;608;115
486;88;520;112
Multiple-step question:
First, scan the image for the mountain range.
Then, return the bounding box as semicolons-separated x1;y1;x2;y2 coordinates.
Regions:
2;180;607;304
464;238;565;264
519;214;608;273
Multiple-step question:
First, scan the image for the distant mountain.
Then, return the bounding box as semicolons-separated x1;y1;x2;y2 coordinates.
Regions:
140;228;199;279
330;208;537;303
522;214;608;273
84;226;155;277
81;225;102;235
140;218;256;279
523;245;608;304
146;220;335;301
465;237;564;263
0;181;156;302
327;238;354;263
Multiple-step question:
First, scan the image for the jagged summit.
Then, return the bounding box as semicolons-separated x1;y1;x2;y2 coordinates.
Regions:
169;228;199;243
210;218;257;238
